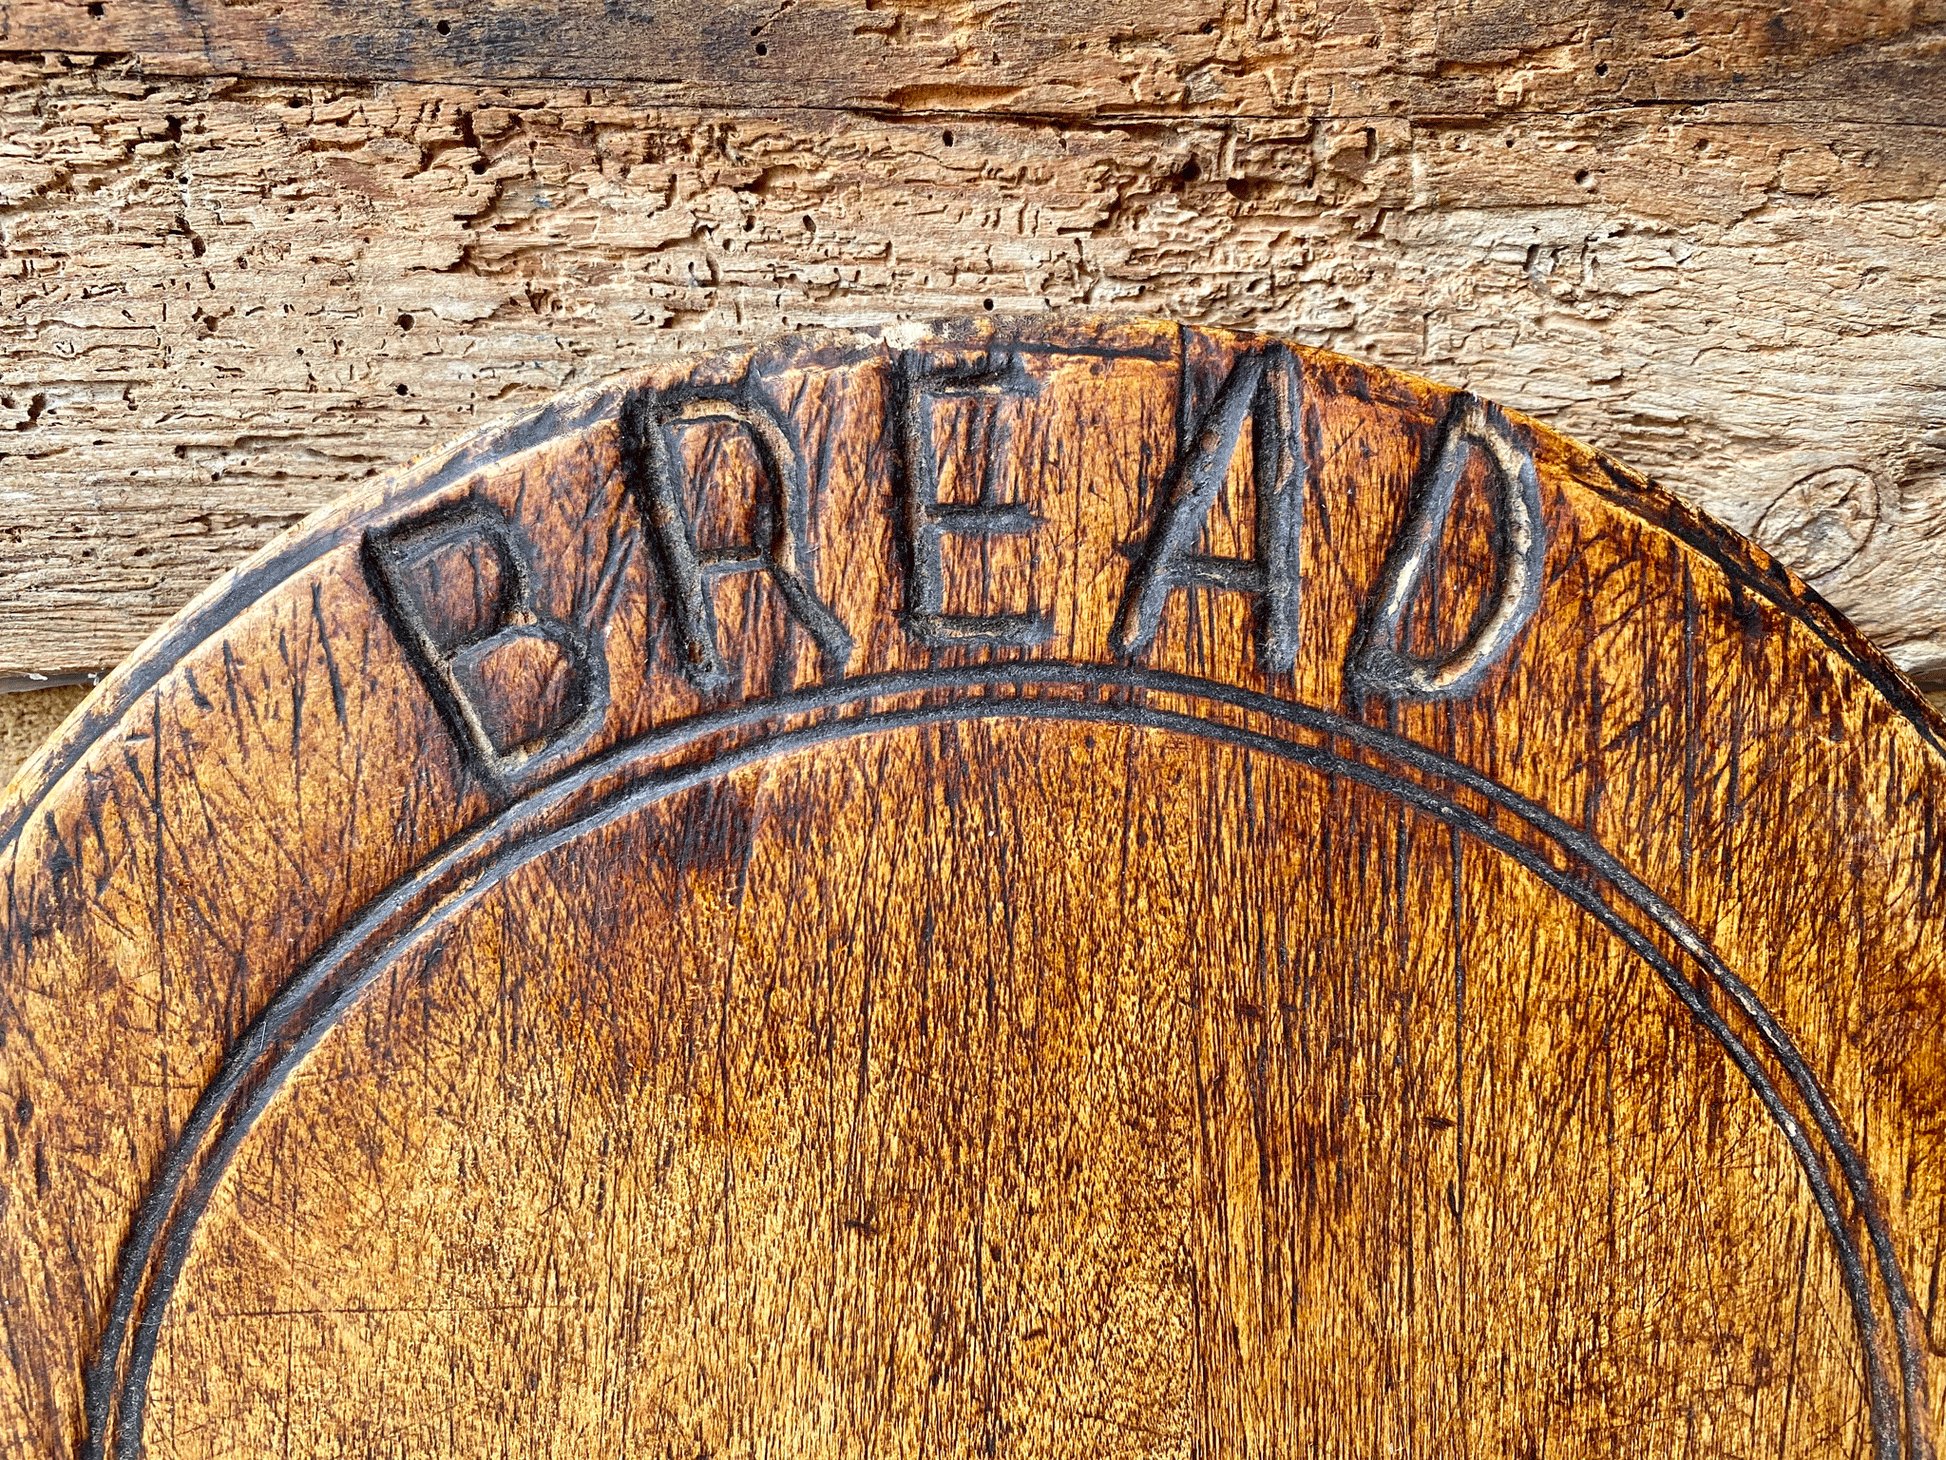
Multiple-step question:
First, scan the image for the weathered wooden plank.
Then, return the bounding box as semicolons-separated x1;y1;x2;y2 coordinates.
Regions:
5;0;1945;120
3;53;1944;683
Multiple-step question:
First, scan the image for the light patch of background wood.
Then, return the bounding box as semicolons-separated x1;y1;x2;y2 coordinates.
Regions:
1;0;1944;760
0;686;85;786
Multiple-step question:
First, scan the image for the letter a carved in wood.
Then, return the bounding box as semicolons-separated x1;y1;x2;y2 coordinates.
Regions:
1;318;1940;1460
1115;344;1307;670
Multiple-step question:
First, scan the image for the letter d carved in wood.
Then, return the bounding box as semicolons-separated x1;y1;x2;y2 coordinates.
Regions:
1;318;1940;1460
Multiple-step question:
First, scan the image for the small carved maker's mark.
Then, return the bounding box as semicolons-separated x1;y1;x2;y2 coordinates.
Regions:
363;499;608;783
1754;463;1880;582
1347;393;1545;703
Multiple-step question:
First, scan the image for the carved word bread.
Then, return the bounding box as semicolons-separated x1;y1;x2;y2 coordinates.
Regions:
1;318;1940;1460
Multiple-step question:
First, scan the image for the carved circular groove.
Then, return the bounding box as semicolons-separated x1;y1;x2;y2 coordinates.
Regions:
0;317;1941;1460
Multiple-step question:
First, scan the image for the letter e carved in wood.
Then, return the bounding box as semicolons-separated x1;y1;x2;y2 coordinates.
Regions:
894;351;1052;648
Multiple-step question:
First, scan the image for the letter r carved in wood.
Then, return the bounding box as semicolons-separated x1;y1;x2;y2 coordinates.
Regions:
621;381;854;690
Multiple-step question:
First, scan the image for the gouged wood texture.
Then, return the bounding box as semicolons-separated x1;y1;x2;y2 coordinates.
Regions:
1;6;1945;679
0;318;1942;1459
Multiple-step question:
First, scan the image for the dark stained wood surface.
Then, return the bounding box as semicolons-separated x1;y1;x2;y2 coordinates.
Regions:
1;317;1943;1458
8;0;1941;117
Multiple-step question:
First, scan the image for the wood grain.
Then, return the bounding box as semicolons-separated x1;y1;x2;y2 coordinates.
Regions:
1;317;1942;1459
0;688;88;786
1;7;1945;681
6;0;1942;116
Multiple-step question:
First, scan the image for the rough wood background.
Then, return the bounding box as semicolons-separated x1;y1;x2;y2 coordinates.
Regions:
4;316;1943;1460
2;1;1945;704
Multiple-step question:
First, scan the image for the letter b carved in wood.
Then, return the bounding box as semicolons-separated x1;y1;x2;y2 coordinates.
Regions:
1;319;1941;1460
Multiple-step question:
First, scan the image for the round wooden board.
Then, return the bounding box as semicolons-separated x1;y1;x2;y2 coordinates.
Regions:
1;317;1942;1460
